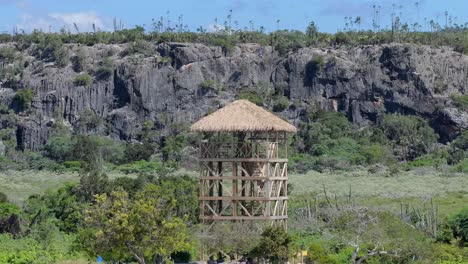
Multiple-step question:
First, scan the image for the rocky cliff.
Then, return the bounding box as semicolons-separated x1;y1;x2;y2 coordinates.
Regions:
0;42;467;150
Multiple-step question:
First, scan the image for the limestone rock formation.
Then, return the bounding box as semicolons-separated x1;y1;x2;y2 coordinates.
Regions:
0;42;466;150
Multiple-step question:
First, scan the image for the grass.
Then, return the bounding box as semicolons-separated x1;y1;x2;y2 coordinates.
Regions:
0;170;136;204
289;169;468;216
1;168;467;216
289;170;468;198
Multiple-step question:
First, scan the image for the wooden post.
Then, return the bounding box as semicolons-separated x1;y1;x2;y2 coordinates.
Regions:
217;161;223;212
208;161;214;210
232;161;237;218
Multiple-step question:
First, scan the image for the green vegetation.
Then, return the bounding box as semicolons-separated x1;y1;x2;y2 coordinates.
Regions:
251;227;294;263
73;73;93;86
1;8;468;262
0;46;16;63
1;167;467;263
452;95;468;112
127;39;155;56
1;7;468;57
13;88;35;111
381;114;438;160
95;56;114;80
72;47;87;72
81;184;190;264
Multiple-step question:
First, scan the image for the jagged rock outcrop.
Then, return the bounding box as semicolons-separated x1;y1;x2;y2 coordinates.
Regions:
0;42;466;150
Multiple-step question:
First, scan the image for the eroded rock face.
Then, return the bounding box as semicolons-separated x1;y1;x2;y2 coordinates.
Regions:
0;42;466;150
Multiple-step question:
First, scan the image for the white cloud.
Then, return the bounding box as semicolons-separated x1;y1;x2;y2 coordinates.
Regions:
207;23;224;32
16;11;108;32
49;11;106;31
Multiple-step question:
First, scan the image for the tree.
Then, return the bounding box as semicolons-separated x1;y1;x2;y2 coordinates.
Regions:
381;114;437;160
24;183;83;233
306;21;319;45
82;184;191;264
329;209;431;263
200;222;260;261
449;130;468;164
251;226;294;264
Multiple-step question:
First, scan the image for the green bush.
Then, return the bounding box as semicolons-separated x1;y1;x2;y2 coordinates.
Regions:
250;226;295;263
289;153;317;173
72;47;87;72
0;202;20;218
63;161;81;172
198;79;224;96
42;135;74;162
360;144;395;165
236;89;264;105
39;34;69;67
74;73;93;86
26;152;64;171
381;114;438;160
273;95;289;112
123;143;154;163
96;56;114;80
449;131;468;164
450;208;468;243
0;192;7;203
127;39;155;55
13;88;34;111
200;79;216;90
0;232;78;263
452;95;468;112
451;159;468;173
115;160;164;174
406;150;448;169
0;46;15;63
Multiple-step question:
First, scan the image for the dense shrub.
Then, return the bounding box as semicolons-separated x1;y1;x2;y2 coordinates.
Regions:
63;161;81;171
236;89;264;105
0;234;61;263
406;149;448;169
272;95;289;112
123;143;155;163
95;56;114;80
251;226;295;263
451;208;468;244
72;47;87;72
0;46;16;63
449;131;468;164
42;135;74;162
360;144;396;165
0;202;20;218
26;152;64;171
115;160;164;174
452;95;468;112
451;159;468;173
39;34;69;67
381;114;438;160
43;134;126;169
127;39;155;55
13;88;35;111
0;192;7;203
74;73;93;86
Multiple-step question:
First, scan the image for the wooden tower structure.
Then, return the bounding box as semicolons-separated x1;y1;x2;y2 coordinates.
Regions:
191;100;297;227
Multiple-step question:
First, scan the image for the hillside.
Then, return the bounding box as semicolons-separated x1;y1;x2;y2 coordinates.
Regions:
0;41;467;153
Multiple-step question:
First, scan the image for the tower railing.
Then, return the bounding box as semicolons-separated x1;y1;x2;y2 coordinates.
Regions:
199;141;285;159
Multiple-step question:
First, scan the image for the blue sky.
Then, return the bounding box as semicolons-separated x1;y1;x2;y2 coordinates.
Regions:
0;0;467;34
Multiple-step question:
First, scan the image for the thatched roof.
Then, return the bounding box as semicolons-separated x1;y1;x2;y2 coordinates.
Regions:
191;100;297;133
